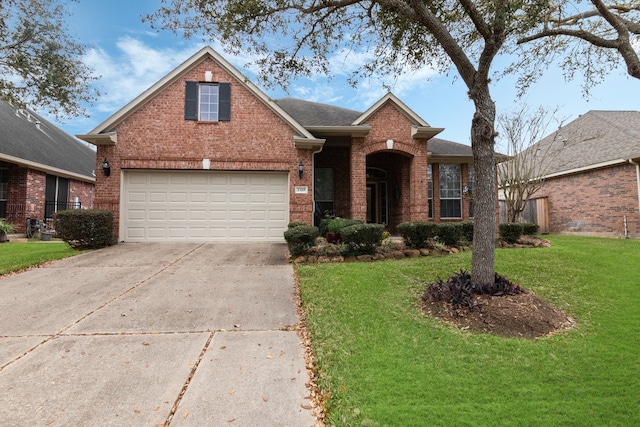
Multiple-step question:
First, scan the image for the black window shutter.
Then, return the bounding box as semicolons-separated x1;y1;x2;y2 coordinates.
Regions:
184;81;198;120
219;83;231;121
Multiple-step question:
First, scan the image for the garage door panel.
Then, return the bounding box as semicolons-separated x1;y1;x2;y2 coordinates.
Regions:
123;171;288;242
149;192;167;203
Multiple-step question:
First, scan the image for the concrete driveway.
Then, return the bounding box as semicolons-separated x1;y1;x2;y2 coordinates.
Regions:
0;243;316;426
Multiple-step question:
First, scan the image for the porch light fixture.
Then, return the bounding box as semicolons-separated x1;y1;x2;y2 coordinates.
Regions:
298;162;304;179
101;158;111;177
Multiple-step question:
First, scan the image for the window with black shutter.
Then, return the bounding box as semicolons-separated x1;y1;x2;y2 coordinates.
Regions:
184;81;231;122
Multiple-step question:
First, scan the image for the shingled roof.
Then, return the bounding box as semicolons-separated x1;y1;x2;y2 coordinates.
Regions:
276;97;363;126
531;110;640;177
0;101;96;181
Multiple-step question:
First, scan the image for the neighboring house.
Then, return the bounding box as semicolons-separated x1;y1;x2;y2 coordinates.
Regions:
0;101;96;233
77;46;478;243
508;110;640;238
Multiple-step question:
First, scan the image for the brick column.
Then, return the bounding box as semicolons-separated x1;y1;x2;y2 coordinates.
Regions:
350;138;367;221
410;149;429;221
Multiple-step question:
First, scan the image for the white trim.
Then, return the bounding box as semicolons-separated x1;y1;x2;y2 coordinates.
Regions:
0;153;95;183
541;158;629;180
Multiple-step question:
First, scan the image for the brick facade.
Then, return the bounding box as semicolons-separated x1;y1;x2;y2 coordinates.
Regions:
86;48;486;241
535;163;640;237
95;57;313;237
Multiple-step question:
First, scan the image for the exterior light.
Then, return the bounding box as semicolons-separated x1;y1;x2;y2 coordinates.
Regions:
101;158;111;177
298;162;304;179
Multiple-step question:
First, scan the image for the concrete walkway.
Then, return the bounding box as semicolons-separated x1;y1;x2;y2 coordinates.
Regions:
0;243;316;426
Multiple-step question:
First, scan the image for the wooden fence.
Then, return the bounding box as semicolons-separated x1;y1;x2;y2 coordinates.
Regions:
499;197;549;233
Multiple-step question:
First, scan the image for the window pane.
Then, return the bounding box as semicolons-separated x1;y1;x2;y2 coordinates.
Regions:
440;164;461;218
199;84;219;121
440;199;462;218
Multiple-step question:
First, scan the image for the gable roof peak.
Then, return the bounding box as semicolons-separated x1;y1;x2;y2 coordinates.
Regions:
80;46;321;147
352;92;430;127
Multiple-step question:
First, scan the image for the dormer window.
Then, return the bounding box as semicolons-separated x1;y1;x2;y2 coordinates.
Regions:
185;81;231;122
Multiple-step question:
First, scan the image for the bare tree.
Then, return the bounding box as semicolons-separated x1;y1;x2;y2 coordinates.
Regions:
497;106;566;223
514;0;640;94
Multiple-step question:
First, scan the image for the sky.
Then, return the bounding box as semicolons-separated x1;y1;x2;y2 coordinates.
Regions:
44;0;640;149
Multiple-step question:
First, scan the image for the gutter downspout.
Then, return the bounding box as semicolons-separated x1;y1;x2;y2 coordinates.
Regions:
631;159;640;216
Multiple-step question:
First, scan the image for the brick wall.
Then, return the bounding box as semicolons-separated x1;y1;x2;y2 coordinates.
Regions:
69;179;94;210
96;57;313;236
536;163;640;237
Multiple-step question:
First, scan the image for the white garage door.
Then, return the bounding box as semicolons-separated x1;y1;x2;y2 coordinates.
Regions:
122;170;289;242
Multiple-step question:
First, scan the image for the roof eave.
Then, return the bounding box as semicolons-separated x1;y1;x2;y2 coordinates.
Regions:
0;153;95;183
413;126;444;139
542;158;630;180
305;125;370;137
76;132;117;146
294;136;326;150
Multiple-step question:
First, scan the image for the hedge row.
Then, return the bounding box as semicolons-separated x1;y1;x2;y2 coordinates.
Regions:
397;221;474;248
284;221;384;256
498;222;539;243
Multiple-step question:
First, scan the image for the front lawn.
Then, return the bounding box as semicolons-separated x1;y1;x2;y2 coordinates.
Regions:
296;235;640;426
0;241;80;276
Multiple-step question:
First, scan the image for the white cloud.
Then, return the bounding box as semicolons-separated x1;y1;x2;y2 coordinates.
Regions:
83;37;197;116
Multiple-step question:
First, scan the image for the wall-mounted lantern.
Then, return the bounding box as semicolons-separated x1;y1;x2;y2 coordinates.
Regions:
298;162;304;179
101;158;111;177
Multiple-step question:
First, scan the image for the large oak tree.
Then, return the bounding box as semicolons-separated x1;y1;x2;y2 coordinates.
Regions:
515;0;640;93
0;0;98;118
148;0;547;285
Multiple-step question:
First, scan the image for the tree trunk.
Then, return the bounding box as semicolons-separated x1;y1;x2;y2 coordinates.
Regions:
470;87;497;286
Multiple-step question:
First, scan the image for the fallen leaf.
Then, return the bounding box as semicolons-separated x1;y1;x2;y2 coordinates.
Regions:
262;397;268;402
227;418;236;423
228;390;236;394
301;404;312;410
142;342;151;346
266;354;274;359
183;412;189;419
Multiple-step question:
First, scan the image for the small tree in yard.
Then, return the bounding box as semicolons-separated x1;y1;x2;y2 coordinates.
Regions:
497;105;566;223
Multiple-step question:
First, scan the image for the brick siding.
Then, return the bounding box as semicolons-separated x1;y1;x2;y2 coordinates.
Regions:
536;163;640;237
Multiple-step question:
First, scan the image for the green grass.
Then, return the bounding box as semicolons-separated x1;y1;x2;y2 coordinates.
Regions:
296;235;640;426
0;241;80;276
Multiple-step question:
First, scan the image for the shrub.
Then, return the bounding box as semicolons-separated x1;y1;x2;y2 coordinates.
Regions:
499;222;524;244
0;219;16;234
287;222;308;229
397;221;438;248
318;218;335;236
423;270;524;314
436;223;462;246
522;222;540;235
459;220;474;244
326;217;363;233
284;225;319;257
55;209;114;249
341;223;385;255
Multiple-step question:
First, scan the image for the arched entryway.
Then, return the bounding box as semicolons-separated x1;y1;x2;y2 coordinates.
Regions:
366;151;413;231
